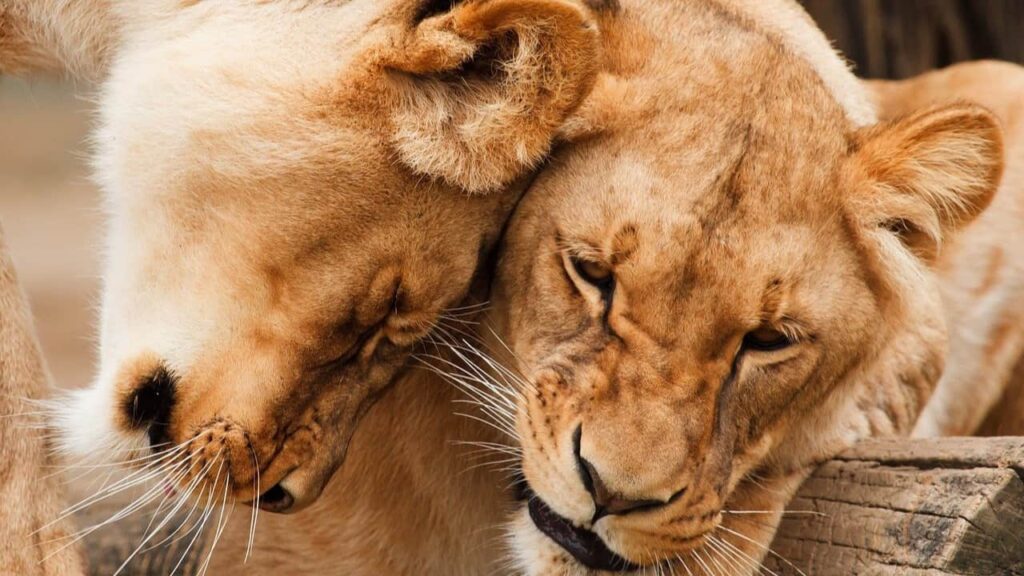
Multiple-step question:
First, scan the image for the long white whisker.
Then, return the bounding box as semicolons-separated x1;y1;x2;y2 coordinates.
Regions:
113;459;204;575
245;444;260;562
717;525;804;576
197;472;234;576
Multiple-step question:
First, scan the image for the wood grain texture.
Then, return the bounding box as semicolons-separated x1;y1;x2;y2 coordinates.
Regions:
769;437;1024;575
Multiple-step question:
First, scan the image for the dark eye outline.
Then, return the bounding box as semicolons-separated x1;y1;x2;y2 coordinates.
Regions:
741;327;793;352
569;255;615;296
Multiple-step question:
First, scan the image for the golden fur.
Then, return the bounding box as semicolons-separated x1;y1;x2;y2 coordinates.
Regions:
0;229;84;575
479;3;1011;575
1;0;597;573
4;0;1021;574
867;61;1024;438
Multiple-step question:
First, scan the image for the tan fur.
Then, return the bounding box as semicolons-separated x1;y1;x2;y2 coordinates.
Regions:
0;227;84;575
0;0;118;78
485;3;1008;575
208;365;515;575
866;61;1024;438
1;0;597;573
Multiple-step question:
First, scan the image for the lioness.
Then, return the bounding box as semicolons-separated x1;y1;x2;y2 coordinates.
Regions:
468;1;1010;574
1;0;598;572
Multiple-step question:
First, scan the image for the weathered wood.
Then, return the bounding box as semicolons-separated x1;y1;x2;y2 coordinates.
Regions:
770;437;1024;575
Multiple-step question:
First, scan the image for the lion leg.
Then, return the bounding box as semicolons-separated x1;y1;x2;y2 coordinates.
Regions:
0;226;85;574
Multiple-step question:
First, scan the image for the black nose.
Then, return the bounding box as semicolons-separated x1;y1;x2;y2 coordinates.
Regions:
258;484;295;513
573;426;668;521
125;366;177;449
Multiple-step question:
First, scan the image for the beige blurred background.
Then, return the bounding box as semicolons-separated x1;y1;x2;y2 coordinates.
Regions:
0;76;102;391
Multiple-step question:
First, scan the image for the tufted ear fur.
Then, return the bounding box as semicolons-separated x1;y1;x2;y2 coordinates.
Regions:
846;103;1004;263
383;0;600;193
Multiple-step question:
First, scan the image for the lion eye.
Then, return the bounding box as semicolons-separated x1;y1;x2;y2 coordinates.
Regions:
742;327;792;352
570;257;614;288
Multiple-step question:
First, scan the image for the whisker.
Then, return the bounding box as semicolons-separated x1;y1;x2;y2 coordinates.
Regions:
197;471;234;576
38;445;192;537
245;444;260;562
676;554;696;576
113;458;206;575
717;525;805;576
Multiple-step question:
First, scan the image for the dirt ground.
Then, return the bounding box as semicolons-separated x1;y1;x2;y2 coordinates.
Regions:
0;77;102;391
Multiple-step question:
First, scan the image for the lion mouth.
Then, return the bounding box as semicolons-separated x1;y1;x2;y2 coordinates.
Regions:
527;491;640;573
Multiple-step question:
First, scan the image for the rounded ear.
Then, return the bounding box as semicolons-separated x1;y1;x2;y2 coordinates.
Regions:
383;0;600;193
845;102;1004;263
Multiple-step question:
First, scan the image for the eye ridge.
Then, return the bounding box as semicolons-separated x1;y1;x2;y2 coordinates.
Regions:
742;327;793;352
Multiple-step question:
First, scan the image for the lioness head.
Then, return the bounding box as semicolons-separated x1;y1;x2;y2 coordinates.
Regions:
485;3;1003;573
56;0;597;514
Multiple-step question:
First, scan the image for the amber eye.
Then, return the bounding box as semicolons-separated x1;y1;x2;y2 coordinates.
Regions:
742;327;792;352
570;256;614;289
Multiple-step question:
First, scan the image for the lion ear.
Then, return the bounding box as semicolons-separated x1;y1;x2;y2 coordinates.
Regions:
845;103;1003;263
383;0;600;193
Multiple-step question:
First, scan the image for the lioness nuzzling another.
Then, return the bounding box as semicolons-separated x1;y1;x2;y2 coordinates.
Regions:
1;0;597;533
470;1;1006;574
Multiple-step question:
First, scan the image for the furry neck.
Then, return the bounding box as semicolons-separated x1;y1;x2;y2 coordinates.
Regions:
0;0;119;79
211;365;515;576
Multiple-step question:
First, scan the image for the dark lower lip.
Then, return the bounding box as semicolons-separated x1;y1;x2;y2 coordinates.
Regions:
527;494;640;572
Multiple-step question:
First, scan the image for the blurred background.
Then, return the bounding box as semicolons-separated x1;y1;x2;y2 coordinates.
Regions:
1;1;1022;392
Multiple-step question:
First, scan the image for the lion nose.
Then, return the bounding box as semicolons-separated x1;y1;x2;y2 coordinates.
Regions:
126;366;177;450
573;426;679;521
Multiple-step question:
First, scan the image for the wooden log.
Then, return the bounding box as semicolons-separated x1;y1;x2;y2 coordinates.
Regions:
770;437;1024;575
